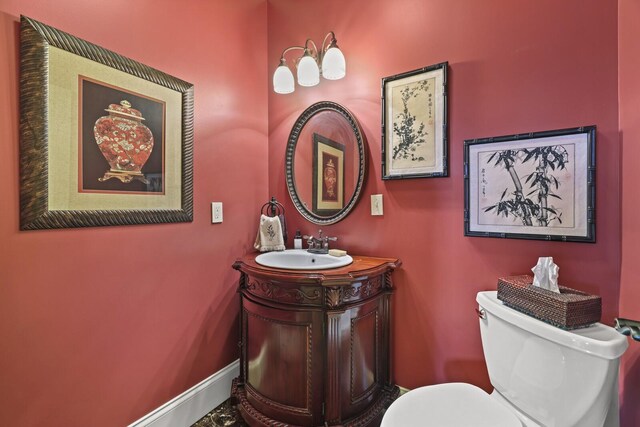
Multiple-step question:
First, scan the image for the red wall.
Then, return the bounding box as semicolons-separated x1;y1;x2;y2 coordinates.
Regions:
268;0;621;395
619;0;640;425
0;1;268;426
0;1;634;425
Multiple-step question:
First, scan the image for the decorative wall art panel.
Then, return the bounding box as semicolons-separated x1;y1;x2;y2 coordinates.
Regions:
464;126;596;242
312;133;345;216
19;16;194;229
382;62;448;179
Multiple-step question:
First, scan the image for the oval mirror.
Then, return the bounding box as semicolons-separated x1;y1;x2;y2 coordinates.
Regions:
286;101;367;225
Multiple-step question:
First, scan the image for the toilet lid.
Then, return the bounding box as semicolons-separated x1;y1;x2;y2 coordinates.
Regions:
381;383;522;427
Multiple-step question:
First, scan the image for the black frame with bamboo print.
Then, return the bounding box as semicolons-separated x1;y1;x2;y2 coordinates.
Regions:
381;62;448;179
463;126;596;242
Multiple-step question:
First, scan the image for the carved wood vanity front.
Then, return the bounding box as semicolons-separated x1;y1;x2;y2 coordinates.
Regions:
232;253;401;427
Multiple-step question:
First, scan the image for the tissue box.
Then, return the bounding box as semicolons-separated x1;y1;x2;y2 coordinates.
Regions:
497;275;601;330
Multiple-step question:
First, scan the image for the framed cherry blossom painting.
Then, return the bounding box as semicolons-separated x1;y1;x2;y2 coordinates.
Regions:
382;62;448;179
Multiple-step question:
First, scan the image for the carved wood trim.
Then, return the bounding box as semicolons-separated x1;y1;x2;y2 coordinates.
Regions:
246;277;321;306
344;385;400;427
325;313;342;424
238;272;248;291
327;276;385;308
234;379;401;427
325;287;342;308
233;378;293;427
246;384;312;416
342;276;384;304
239;308;247;383
384;271;394;290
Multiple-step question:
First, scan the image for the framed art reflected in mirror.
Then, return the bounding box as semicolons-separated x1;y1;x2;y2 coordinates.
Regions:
312;133;344;216
286;101;366;225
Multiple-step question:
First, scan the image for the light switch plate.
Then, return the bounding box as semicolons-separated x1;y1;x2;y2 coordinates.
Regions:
211;202;223;223
371;194;383;216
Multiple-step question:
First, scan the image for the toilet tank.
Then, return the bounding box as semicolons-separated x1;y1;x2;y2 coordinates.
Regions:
477;291;628;427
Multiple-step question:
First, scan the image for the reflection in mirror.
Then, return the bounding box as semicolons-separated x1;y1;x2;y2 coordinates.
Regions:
286;102;366;225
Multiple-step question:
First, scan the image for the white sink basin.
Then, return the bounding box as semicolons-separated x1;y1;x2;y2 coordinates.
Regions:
255;249;353;270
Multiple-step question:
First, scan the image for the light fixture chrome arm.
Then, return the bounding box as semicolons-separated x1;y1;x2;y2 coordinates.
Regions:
321;31;337;54
278;45;305;64
304;38;318;57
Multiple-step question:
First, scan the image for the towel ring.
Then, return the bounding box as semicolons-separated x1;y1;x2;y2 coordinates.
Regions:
261;196;285;218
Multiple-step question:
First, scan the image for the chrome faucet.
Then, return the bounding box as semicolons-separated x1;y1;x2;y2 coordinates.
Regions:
303;229;337;254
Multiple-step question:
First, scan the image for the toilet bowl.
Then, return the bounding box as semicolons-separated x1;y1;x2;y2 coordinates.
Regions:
382;382;521;426
381;291;628;427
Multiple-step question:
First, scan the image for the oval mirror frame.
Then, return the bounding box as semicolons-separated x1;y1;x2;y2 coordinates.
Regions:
285;101;367;225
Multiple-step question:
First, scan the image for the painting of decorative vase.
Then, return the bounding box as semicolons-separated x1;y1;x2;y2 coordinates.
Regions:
93;100;154;184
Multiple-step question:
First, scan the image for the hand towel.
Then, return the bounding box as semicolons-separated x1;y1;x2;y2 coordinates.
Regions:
254;214;286;252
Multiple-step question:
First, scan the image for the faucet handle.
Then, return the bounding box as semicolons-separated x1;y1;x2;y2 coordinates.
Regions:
321;235;337;250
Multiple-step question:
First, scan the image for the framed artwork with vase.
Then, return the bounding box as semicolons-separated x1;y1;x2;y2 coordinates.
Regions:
312;133;345;216
19;16;194;230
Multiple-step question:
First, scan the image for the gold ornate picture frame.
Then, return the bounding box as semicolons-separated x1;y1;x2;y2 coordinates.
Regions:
19;16;194;229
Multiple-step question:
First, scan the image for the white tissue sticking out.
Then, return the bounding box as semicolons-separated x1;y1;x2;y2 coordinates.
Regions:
531;257;560;293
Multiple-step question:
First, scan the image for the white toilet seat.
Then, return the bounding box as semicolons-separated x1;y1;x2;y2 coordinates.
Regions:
381;383;522;427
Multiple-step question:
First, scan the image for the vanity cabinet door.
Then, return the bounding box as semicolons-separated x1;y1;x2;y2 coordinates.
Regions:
241;295;324;426
325;293;390;424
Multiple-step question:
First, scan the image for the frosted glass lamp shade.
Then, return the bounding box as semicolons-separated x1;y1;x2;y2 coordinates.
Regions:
321;47;346;80
297;55;320;87
273;64;295;94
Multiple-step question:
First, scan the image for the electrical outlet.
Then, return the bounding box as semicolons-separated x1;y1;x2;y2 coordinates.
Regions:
211;202;223;223
371;194;383;216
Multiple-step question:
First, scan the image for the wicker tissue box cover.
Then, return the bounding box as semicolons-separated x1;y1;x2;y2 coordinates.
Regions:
497;275;601;330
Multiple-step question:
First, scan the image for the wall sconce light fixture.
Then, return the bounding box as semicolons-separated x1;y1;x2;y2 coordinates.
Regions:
273;32;346;94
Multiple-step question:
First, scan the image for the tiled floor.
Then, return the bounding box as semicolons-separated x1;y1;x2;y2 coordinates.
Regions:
195;389;406;426
191;399;247;427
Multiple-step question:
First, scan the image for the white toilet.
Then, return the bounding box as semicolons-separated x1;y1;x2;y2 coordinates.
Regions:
382;291;629;427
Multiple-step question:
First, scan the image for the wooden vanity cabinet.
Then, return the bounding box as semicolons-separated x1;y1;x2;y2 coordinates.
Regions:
232;254;401;427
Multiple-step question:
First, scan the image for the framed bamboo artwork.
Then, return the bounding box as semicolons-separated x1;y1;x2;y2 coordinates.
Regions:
19;16;194;230
463;126;596;242
382;62;448;179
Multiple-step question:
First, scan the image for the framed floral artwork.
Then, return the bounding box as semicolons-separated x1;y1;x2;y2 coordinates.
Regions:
382;62;448;179
464;126;596;242
19;16;194;229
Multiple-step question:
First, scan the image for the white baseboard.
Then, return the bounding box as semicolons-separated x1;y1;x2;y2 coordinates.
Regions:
398;385;411;395
128;359;240;427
